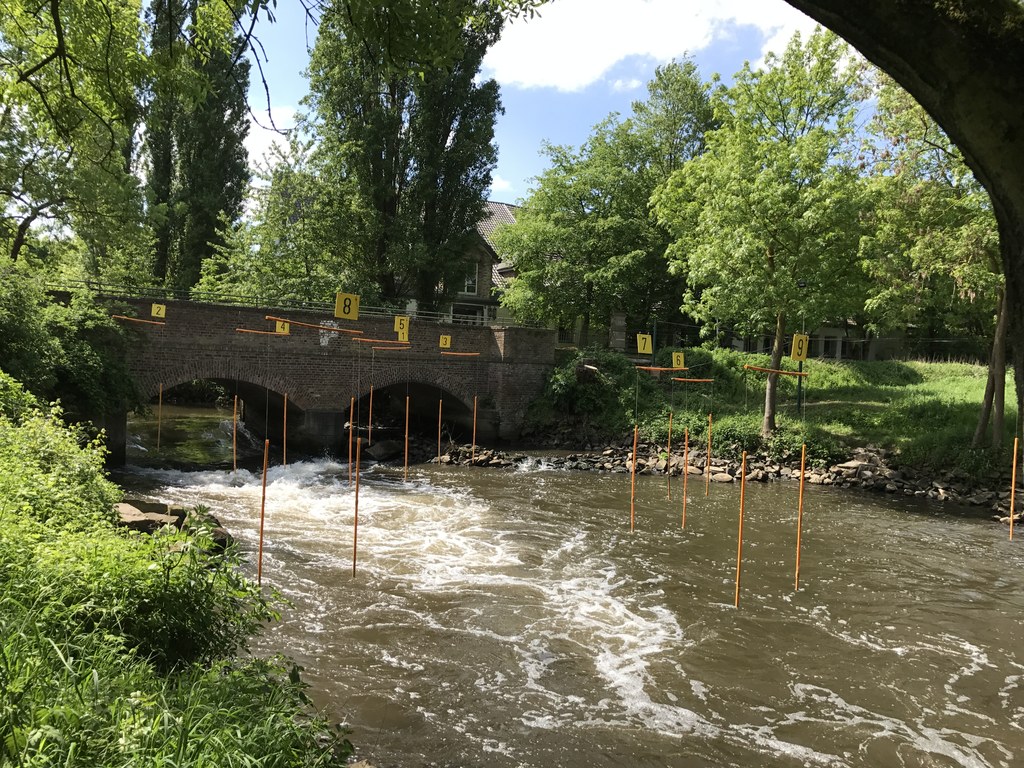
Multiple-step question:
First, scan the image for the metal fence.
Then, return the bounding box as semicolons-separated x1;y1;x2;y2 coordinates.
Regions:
47;280;539;329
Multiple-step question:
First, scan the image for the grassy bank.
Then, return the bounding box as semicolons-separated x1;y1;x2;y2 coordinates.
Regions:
0;372;351;766
524;347;1017;475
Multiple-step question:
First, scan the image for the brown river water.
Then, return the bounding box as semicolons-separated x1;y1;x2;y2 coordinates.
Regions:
121;407;1024;767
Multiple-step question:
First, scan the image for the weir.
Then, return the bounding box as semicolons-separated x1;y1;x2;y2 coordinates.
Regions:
105;296;556;464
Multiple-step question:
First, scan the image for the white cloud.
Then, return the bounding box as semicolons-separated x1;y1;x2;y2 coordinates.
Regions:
245;106;299;168
489;173;513;195
484;0;817;91
610;77;643;93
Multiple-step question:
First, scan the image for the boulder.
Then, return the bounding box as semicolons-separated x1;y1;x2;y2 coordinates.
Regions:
116;502;180;534
365;440;403;461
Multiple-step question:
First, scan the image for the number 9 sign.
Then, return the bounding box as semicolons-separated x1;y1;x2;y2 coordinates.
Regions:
791;333;809;362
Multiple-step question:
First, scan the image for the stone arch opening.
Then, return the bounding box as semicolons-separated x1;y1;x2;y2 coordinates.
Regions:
137;376;303;464
353;380;493;445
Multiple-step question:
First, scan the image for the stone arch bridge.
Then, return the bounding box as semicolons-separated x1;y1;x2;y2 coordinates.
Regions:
104;296;556;464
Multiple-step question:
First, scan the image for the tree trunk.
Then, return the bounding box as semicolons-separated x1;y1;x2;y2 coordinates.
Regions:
761;311;786;438
973;286;1008;448
579;281;593;348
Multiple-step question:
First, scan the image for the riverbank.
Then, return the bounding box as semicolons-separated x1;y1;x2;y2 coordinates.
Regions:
433;439;1023;522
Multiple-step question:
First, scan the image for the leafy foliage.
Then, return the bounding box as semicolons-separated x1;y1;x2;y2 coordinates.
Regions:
0;374;352;765
0;269;137;420
496;59;715;342
301;1;503;310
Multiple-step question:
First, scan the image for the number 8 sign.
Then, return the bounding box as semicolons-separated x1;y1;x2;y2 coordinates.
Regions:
334;292;360;320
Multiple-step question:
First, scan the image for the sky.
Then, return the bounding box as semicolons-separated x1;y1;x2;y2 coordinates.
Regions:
244;0;818;203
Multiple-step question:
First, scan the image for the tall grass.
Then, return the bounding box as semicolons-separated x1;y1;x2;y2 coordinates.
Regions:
529;347;1016;472
0;370;352;766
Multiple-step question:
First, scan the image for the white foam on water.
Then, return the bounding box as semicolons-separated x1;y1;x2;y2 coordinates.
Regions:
123;459;1021;768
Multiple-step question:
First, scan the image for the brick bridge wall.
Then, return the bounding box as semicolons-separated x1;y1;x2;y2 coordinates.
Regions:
110;297;555;461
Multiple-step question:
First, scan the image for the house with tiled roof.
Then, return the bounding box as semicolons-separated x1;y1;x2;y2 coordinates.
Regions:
450;200;519;324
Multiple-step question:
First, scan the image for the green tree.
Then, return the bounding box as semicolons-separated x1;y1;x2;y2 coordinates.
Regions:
197;137;362;302
0;0;147;266
144;0;251;291
861;75;1004;446
654;29;867;437
495;59;715;346
304;0;503;310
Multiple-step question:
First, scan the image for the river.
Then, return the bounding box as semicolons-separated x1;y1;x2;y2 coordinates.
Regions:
119;406;1024;767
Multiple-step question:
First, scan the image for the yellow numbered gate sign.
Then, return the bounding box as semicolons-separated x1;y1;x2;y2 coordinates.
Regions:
394;315;410;342
791;333;809;362
151;303;166;319
672;351;685;369
439;334;452;349
275;321;290;335
636;334;653;355
335;292;360;320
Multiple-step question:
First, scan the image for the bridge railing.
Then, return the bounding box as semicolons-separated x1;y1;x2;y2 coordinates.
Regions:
48;280;543;329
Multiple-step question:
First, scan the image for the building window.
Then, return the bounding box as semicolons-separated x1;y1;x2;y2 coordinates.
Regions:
461;270;478;295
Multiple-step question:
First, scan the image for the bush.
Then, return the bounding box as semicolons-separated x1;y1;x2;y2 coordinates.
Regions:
0;387;352;766
0;404;119;529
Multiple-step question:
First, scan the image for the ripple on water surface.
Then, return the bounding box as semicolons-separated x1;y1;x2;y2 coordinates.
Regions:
124;457;1024;767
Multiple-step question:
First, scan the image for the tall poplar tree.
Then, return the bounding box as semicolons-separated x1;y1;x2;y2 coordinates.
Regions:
305;0;503;310
144;0;250;291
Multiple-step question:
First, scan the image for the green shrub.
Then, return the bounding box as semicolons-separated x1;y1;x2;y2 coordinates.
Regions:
0;406;119;529
0;515;276;671
0;594;349;766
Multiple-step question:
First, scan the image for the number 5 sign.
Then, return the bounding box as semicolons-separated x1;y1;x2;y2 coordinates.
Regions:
791;333;809;362
394;315;410;342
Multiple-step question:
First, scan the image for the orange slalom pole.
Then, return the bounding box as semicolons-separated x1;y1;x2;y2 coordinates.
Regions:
348;397;354;483
437;399;443;464
472;395;478;462
353;438;362;578
742;364;808;377
282;392;288;466
1011;436;1019;540
735;451;748;608
156;383;163;453
630;424;639;532
666;412;674;501
795;443;807;589
111;314;165;326
258;438;269;586
404;395;410;482
232;395;238;472
705;413;713;496
368;385;374;446
682;428;689;529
